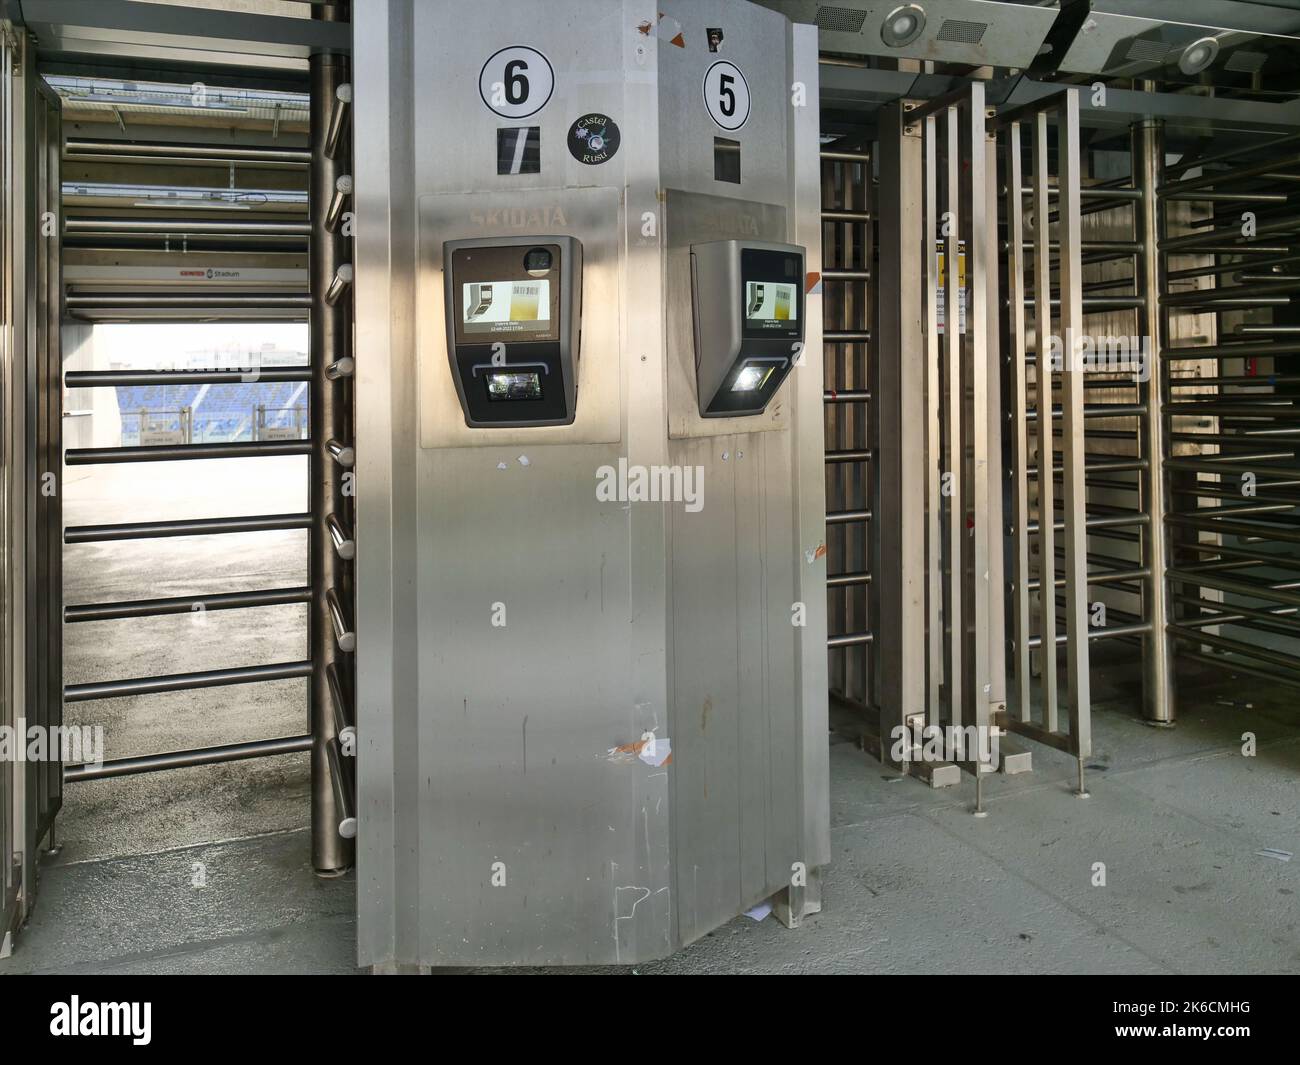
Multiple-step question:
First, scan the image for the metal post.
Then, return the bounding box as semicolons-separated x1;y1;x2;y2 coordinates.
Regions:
1134;119;1175;726
310;2;353;875
872;101;926;757
1058;91;1093;773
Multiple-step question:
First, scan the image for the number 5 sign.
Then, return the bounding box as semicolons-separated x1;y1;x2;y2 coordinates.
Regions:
479;46;554;119
703;60;750;131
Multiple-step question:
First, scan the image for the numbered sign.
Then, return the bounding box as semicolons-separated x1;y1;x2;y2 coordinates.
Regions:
702;60;751;131
479;46;554;119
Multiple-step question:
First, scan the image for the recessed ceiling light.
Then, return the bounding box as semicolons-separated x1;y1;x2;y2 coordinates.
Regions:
881;4;926;49
1178;36;1219;75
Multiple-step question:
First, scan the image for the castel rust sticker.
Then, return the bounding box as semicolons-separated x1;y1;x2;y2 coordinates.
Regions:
567;113;621;165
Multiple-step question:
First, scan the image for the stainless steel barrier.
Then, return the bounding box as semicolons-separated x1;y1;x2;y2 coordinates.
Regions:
1157;129;1300;698
997;90;1093;787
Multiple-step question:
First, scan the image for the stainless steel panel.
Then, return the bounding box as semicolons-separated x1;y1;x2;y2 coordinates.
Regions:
355;0;825;967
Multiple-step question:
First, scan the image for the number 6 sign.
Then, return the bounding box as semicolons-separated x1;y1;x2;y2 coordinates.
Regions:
702;60;751;131
479;46;554;119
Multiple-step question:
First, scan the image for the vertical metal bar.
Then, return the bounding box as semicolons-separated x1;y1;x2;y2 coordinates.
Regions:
944;106;963;726
1006;121;1033;722
982;100;1008;725
924;113;943;724
1134;119;1175;726
1057;91;1092;761
965;84;990;734
310;6;353;874
872;101;926;753
1032;110;1058;732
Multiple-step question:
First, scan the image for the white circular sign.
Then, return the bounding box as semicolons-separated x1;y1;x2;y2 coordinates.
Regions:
479;46;554;119
702;60;751;131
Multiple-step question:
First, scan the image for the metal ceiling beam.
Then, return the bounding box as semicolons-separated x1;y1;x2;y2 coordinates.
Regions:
10;0;350;69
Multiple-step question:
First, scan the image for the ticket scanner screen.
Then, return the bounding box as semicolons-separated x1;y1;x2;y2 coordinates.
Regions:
691;240;804;417
444;236;581;426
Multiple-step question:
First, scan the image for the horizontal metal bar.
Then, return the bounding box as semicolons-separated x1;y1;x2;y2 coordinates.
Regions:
66;367;310;386
326;738;357;839
1025;511;1150;534
827;570;872;588
327;588;355;653
67;294;311;308
1024;566;1149;593
1178;649;1300;690
1025;620;1151;648
325;263;353;305
821;210;871;222
1167;568;1300;609
1163;341;1300;360
65;586;311;623
66;440;311;464
326;512;355;560
820;149;870;162
1165;456;1300;478
1015;185;1141;202
824;330;872;343
1018;296;1145;310
325;174;353;233
828;631;873;648
325;83;352;159
65;218;311;235
826;449;871;463
325;356;354;380
1168;624;1300;676
65;139;311;166
326;437;355;466
823;389;871;402
826;509;871;525
65;660;313;703
822;270;872;281
66;513;312;544
1166;512;1300;545
65;735;312;783
327;661;354;737
1024;403;1146;421
1157;152;1300;197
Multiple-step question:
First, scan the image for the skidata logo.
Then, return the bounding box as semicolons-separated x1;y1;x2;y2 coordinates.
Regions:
50;997;152;1045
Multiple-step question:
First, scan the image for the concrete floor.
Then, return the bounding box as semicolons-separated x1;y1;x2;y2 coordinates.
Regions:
3;654;1296;974
2;461;1296;973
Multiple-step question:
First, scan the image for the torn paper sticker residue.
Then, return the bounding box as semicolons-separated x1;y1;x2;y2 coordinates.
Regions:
637;15;685;47
805;542;827;564
607;733;673;768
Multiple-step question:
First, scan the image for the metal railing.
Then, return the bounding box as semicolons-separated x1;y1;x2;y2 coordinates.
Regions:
1157;130;1300;698
820;144;873;707
997;90;1093;787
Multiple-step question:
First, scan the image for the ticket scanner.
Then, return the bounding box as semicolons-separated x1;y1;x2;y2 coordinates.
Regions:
692;239;805;417
444;236;582;427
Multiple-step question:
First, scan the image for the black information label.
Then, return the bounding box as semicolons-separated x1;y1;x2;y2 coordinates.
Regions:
567;113;620;165
497;126;541;174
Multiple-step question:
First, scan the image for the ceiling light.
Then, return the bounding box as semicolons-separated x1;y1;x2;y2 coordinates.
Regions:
881;4;926;49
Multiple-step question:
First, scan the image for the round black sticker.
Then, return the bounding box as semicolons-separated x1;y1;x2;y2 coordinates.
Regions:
567;113;620;165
